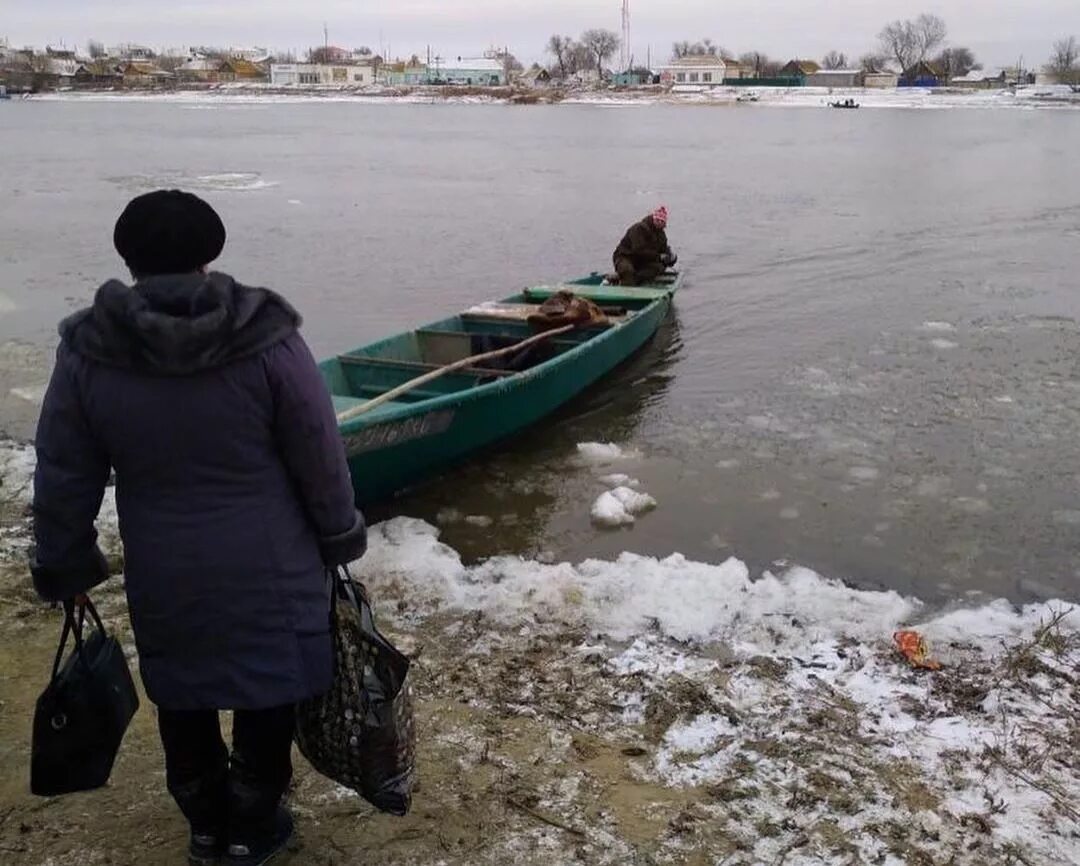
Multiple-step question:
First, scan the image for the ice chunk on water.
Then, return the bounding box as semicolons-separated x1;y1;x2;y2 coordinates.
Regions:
1053;510;1080;526
577;442;639;463
849;466;880;482
591;487;657;528
952;497;991;515
612;486;656;513
599;473;639;488
930;338;959;350
915;475;951;497
921;321;956;332
194;172;279;191
464;515;494;528
436;508;463;525
591;491;635;527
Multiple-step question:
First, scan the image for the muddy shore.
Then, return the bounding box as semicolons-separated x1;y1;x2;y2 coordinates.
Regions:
1;441;1078;865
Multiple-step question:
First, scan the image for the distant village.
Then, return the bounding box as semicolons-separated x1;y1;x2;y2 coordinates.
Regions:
2;20;1078;97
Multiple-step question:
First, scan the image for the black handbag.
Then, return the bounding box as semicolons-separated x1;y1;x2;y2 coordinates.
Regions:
31;599;140;797
295;567;416;815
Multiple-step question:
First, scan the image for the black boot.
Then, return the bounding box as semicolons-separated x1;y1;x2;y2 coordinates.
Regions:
169;770;228;866
225;763;294;866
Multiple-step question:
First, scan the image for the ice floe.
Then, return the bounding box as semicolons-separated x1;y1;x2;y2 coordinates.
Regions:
576;442;639;463
591;487;657;528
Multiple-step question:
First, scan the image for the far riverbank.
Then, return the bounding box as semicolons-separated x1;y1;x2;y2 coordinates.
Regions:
21;82;1080;109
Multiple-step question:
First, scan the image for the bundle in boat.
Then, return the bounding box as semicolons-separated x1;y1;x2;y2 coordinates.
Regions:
526;290;608;332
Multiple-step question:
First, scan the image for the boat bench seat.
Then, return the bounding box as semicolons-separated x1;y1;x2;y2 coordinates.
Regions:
332;394;413;418
338;352;516;378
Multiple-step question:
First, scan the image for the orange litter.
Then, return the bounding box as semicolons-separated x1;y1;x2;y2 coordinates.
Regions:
893;630;943;671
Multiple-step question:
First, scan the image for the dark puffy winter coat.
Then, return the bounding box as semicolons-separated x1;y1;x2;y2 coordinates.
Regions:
31;272;367;711
612;216;673;270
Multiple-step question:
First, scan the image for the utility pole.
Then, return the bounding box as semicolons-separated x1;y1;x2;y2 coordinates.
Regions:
621;0;631;71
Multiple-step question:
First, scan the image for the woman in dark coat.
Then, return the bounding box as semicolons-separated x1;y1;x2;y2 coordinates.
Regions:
31;190;367;866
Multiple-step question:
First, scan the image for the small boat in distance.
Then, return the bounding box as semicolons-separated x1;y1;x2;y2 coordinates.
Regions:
321;272;682;504
736;91;760;103
829;99;860;109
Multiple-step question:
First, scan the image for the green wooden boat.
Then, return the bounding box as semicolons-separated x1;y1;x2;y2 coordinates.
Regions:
320;271;682;504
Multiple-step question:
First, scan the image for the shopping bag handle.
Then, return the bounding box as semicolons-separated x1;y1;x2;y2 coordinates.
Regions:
327;565;365;619
49;598;107;683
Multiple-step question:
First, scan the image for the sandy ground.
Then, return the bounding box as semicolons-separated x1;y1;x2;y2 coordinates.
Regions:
1;441;1078;865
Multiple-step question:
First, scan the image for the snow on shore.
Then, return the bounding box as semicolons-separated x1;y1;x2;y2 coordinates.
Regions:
359;518;1080;864
2;440;1077;864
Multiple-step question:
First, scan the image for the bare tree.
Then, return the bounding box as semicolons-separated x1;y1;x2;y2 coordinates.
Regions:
934;47;980;81
821;50;848;70
581;29;619;76
859;52;890;73
568;41;592;75
878;14;946;73
86;39;106;59
497;50;523;81
739;51;780;78
307;46;343;64
914;14;948;62
547;35;572;78
1047;36;1079;85
156;55;186;73
271;50;297;63
673;39;727;59
356;46;372;57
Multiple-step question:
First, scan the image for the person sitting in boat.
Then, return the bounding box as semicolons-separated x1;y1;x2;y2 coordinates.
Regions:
30;190;367;866
611;206;677;286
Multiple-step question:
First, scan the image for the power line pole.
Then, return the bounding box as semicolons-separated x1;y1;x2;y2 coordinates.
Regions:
621;0;631;71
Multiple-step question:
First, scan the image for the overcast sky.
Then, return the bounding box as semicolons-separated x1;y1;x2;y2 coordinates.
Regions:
5;1;1076;69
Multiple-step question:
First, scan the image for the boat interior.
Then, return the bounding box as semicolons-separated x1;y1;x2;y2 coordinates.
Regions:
322;274;677;421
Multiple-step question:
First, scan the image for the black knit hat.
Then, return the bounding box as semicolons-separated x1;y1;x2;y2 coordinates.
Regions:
113;190;226;277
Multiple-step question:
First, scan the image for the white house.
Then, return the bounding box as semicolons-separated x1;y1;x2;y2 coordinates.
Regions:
863;71;899;89
656;55;726;87
270;62;375;86
433;57;506;86
805;69;863;88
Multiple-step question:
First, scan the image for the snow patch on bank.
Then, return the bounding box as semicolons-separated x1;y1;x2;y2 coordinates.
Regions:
357;517;1075;657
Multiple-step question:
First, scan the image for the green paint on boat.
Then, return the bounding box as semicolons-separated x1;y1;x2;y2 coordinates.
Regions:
319;271;682;505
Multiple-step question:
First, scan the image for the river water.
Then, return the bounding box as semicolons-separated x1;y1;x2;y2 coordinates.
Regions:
1;97;1078;604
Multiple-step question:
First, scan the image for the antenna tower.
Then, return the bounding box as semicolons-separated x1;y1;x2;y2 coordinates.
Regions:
620;1;631;71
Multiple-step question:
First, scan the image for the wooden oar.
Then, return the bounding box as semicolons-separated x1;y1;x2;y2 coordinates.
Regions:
335;323;578;422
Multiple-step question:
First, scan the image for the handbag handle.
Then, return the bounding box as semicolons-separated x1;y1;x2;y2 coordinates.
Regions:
49;598;107;683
